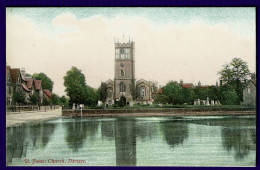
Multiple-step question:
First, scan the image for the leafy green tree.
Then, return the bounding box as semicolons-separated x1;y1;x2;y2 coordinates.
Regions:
208;86;220;101
100;82;107;103
218;58;250;83
163;81;183;105
154;94;168;104
12;91;25;112
181;88;195;104
219;84;239;105
64;67;88;105
218;58;250;103
194;87;209;100
51;94;59;105
33;73;54;92
43;97;50;105
85;86;98;106
59;95;68;106
29;93;39;105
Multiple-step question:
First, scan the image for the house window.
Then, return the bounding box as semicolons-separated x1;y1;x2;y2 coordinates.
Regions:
247;86;251;94
140;86;146;97
121;70;125;77
120;82;125;92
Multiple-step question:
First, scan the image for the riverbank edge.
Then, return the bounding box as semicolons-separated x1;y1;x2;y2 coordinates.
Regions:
62;108;256;117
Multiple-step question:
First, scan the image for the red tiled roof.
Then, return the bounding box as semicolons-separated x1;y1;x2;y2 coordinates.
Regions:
34;80;42;90
25;79;34;89
252;80;256;86
22;84;31;92
10;68;20;83
6;66;11;77
181;83;193;88
43;89;52;99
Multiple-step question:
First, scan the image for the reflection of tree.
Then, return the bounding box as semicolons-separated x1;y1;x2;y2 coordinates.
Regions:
29;122;56;149
6;125;28;165
114;118;136;166
221;128;256;160
160;121;188;148
136;121;156;141
64;118;99;152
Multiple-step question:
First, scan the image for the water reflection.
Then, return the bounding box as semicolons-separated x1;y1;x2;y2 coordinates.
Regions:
114;118;136;166
6;126;28;165
64;118;99;152
221;128;256;160
190;117;256;160
6;122;56;165
160;121;189;148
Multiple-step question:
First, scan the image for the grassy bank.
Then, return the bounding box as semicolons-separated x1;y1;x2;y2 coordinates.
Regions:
98;104;255;111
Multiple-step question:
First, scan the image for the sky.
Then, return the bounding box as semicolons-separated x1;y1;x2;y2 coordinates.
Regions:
6;7;256;96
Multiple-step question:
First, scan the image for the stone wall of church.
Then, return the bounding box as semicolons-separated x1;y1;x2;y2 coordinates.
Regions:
114;79;133;102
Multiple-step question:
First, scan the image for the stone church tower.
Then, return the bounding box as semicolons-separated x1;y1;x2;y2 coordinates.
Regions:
114;38;135;104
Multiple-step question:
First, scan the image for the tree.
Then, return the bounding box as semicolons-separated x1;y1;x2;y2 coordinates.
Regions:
59;96;68;106
85;85;99;106
51;94;59;105
219;84;239;105
12;91;25;113
162;81;183;105
154;94;168;104
33;73;54;92
218;58;250;103
64;67;88;105
100;82;107;103
29;93;39;105
218;58;250;83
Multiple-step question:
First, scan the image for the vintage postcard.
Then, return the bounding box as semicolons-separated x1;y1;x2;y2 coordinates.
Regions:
6;7;256;166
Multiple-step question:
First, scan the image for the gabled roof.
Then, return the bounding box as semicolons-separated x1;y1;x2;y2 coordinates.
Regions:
25;79;34;89
34;80;42;90
22;84;31;92
244;79;256;88
43;89;52;99
10;68;21;83
181;83;194;88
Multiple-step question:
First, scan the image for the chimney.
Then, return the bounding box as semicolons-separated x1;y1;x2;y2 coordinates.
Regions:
180;79;183;85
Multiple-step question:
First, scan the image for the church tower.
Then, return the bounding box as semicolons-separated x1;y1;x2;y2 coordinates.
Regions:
114;37;135;104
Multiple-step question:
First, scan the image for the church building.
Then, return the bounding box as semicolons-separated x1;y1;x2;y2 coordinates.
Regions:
104;37;158;105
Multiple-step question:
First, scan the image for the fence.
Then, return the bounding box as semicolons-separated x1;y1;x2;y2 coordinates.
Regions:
6;105;60;113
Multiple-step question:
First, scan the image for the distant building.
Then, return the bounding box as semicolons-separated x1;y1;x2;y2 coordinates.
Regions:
6;65;45;106
243;79;256;107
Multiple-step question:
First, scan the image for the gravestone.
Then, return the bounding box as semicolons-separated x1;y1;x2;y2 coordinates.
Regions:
197;99;200;105
206;97;210;106
72;103;75;110
211;100;214;105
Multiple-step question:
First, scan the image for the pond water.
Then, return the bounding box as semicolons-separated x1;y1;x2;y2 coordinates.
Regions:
6;116;256;167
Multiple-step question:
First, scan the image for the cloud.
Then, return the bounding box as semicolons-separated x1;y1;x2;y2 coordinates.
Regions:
6;12;256;96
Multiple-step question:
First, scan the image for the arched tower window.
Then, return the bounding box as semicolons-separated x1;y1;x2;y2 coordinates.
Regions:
120;82;126;92
140;86;146;97
121;70;125;77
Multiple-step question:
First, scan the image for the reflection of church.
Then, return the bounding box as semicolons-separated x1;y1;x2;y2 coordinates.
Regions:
105;37;158;105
